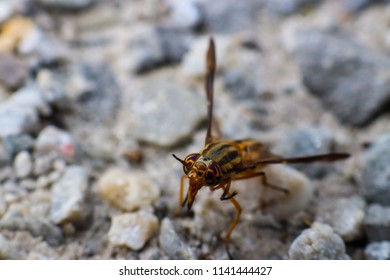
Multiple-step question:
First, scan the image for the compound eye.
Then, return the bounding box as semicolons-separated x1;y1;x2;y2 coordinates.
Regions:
205;162;221;186
183;153;200;174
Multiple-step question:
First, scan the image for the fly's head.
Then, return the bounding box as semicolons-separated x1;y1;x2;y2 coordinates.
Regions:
173;153;222;210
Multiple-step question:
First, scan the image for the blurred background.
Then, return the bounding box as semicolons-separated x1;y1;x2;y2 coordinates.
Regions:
0;0;390;260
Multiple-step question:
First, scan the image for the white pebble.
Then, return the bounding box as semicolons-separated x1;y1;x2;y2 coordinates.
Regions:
50;165;88;225
13;151;33;178
289;222;350;260
34;126;75;162
97;168;159;211
316;195;366;242
108;211;158;250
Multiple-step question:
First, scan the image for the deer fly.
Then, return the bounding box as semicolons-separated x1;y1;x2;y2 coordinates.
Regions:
173;37;349;259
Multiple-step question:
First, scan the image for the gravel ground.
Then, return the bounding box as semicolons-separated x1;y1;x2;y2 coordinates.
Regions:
1;0;390;260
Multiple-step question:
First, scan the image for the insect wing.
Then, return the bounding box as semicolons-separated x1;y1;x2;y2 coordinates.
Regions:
253;153;350;165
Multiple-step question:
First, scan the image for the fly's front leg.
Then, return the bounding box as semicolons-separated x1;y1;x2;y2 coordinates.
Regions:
175;174;188;216
212;179;241;259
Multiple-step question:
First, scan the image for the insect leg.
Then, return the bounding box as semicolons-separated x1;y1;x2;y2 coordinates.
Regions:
235;171;289;194
180;174;189;208
211;180;240;259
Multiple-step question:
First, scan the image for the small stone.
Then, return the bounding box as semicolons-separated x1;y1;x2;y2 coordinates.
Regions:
47;170;62;184
361;133;390;206
340;0;372;13
289;222;350;260
36;176;50;189
0;52;27;89
276;126;337;178
0;216;63;246
0;233;12;259
9;85;50;116
125;26;190;74
20;179;36;191
129;71;206;147
108;211;158;250
36;70;67;108
316;195;366;241
222;53;267;101
0;197;7;217
291;28;390;126
62;62;120;133
0;166;12;182
0;85;46;137
33;156;53;176
2;134;34;159
13;151;33;178
34;126;75;162
166;0;202;30
0;16;35;53
159;218;196;260
97;168;159;212
365;204;390;242
50;165;89;225
266;0;321;16
197;0;263;34
37;0;96;9
365;241;390;260
0;2;13;24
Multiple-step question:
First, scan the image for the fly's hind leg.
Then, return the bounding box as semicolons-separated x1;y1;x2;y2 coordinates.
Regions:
235;170;289;194
257;171;289;194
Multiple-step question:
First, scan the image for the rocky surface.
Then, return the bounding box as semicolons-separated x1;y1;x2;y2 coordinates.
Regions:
0;0;388;260
288;222;350;260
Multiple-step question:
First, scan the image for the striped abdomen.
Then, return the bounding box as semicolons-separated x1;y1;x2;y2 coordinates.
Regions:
200;139;277;178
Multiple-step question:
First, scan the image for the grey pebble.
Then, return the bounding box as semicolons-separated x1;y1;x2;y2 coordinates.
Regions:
158;218;196;260
126;27;191;74
130;72;206;147
276;126;336;178
365;241;390;260
37;0;96;9
197;0;263;34
222;52;266;101
364;204;390;242
13;151;33;178
361;133;390;206
0;52;27;90
0;85;49;137
339;0;381;13
292;28;390;126
266;0;321;16
316;195;366;242
62;62;120;128
289;222;350;259
2;134;34;160
0;216;63;246
50;165;89;225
